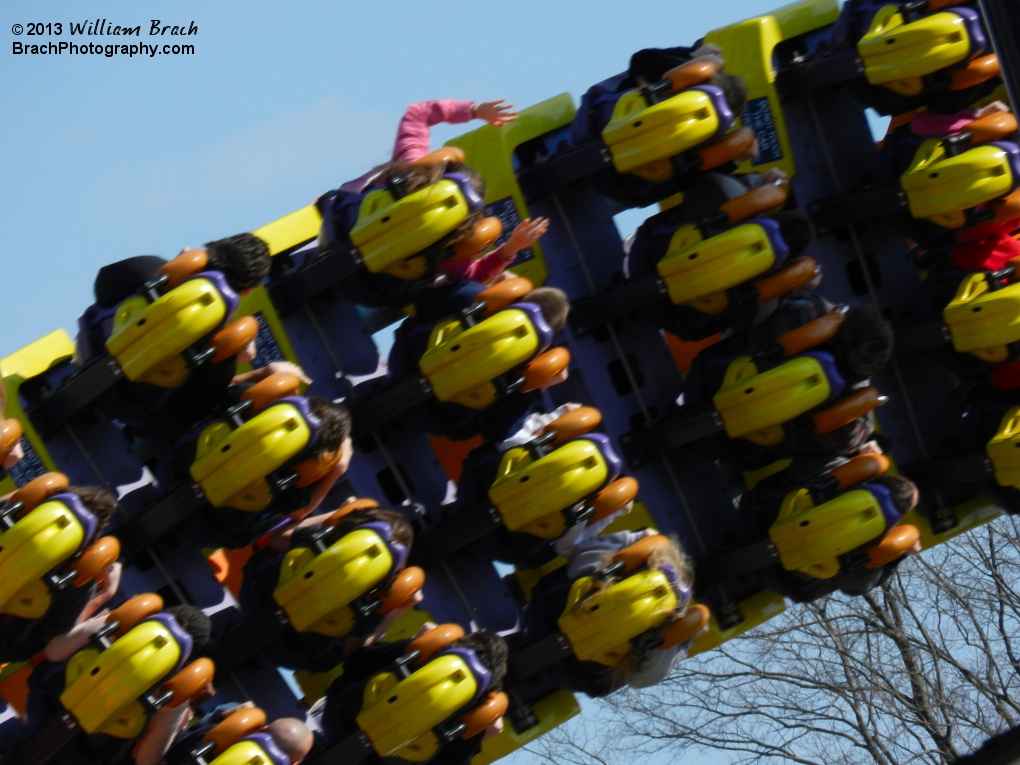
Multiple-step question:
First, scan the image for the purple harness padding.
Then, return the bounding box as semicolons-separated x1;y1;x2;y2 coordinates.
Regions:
75;270;239;367
953;6;987;59
573;75;736;148
128;613;193;691
435;648;491;708
857;483;903;533
688;85;735;144
798;351;846;407
442;172;484;213
272;396;323;455
751;217;790;268
239;733;291;765
182;270;240;323
319;171;482;252
358;521;409;572
657;563;693;611
579;433;623;484
990;142;1020;195
45;492;98;551
509;302;554;355
833;2;986;55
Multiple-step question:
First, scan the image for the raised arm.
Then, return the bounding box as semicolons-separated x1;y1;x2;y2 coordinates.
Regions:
392;99;518;165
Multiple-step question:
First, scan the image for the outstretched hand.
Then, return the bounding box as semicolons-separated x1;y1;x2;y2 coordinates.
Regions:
503;217;550;260
473;99;518;128
976;101;1011;118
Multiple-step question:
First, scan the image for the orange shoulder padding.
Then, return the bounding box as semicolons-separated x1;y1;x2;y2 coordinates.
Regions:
408;147;466;169
777;308;848;358
547;407;602;446
325;498;381;526
967;111;1018;144
69;536;121;588
479;277;534;316
754;257;820;302
521;348;570;393
698;128;757;172
865;524;920;568
0;419;22;459
109;593;165;638
828;453;890;491
665;59;721;93
294;449;343;489
203;707;267;756
10;472;69;515
811;387;884;435
661;603;711;649
590;477;639;523
379;567;426;614
951;54;1001;92
163;658;215;707
612;534;670;575
156;250;209;289
240;373;303;413
409;623;465;665
458;692;509;739
721;182;789;226
453;217;503;262
210;317;259;364
989;188;1020;227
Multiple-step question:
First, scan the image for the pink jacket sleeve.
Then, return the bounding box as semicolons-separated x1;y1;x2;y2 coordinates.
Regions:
910;109;980;138
437;245;510;283
392;100;475;165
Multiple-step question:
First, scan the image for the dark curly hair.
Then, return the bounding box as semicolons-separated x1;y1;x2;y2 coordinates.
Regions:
771;211;814;259
205;233;271;293
448;630;508;694
65;485;117;530
307;397;352;457
870;474;919;515
164;604;212;653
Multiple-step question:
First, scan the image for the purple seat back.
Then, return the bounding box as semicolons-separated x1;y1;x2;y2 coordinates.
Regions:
137;613;194;681
750;217;791;268
75;270;239;368
444;173;484;213
359;521;409;572
858;483;903;532
571;72;630;146
951;6;987;59
183;270;240;324
75;303;117;366
688;85;735;143
239;733;291;765
579;433;623;485
989;142;1020;194
508;302;555;354
273;396;324;456
48;492;98;550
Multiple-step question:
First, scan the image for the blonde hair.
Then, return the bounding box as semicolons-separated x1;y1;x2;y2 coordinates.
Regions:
573;534;694;688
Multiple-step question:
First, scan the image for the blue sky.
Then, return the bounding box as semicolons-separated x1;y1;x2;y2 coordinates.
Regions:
3;0;780;360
